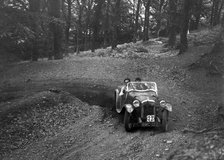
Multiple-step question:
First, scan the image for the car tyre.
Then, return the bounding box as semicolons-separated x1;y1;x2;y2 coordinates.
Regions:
124;110;133;132
161;110;168;132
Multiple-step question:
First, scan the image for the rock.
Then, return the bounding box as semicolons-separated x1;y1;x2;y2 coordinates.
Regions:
188;114;192;117
165;148;169;151
166;140;173;144
155;154;160;157
210;145;215;149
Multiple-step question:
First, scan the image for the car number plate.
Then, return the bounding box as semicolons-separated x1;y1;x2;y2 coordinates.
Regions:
147;115;155;122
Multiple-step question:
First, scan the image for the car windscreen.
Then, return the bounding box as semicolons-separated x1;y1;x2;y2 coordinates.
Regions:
127;82;156;92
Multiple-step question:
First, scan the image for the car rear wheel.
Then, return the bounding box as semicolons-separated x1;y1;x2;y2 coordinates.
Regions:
161;110;168;132
124;110;133;132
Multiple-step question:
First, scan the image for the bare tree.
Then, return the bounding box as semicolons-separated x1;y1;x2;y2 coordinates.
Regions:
217;0;224;24
213;0;220;26
48;0;63;59
111;0;121;49
179;0;192;54
157;0;165;34
76;0;86;54
194;0;203;30
103;0;111;48
64;0;73;45
92;0;104;52
29;0;40;61
222;9;224;27
210;0;224;26
143;0;151;41
133;0;141;42
168;0;177;47
84;0;94;50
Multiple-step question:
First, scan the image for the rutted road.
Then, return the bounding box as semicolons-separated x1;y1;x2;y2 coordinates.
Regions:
0;56;199;160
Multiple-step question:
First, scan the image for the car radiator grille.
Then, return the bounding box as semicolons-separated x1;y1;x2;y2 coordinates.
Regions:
141;102;155;118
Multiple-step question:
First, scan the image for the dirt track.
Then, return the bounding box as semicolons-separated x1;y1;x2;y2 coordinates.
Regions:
0;50;222;159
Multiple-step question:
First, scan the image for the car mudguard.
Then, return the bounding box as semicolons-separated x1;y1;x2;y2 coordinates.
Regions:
115;89;122;113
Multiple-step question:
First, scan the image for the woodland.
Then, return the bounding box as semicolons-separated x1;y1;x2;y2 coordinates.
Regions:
1;0;224;159
0;0;223;61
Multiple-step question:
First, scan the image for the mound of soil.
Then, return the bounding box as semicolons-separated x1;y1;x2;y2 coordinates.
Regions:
0;90;91;157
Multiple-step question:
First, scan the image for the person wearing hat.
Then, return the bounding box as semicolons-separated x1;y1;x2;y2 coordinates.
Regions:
119;78;130;96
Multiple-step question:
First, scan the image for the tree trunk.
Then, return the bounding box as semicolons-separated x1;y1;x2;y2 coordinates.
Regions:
194;0;203;30
211;0;215;26
218;0;224;24
76;0;85;54
222;12;224;27
48;0;63;59
133;0;141;42
213;0;220;26
111;0;121;49
168;0;177;47
143;0;151;41
92;0;104;52
211;0;221;26
103;0;110;48
157;0;165;35
29;0;41;61
65;0;72;46
84;30;88;50
179;0;192;54
84;0;93;50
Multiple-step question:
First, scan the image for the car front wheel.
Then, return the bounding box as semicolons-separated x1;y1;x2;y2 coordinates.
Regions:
124;110;133;132
161;110;169;132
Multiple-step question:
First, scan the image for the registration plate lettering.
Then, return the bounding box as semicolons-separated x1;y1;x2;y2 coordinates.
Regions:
147;115;155;122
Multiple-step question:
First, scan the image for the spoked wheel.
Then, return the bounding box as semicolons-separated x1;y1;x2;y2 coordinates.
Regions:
161;110;169;132
124;110;133;132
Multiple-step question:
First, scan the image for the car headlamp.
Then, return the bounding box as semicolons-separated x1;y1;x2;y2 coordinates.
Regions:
126;104;134;113
133;100;140;107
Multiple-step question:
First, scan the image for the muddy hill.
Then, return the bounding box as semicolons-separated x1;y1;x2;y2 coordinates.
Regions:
0;26;223;160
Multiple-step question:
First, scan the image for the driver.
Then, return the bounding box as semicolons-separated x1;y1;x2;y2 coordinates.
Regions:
134;77;148;90
135;77;141;82
119;78;130;96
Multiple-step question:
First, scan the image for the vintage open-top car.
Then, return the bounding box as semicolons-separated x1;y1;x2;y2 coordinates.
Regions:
114;79;172;132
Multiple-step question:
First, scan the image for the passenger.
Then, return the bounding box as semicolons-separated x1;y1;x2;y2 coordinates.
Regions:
135;77;148;90
119;78;130;96
135;77;141;82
